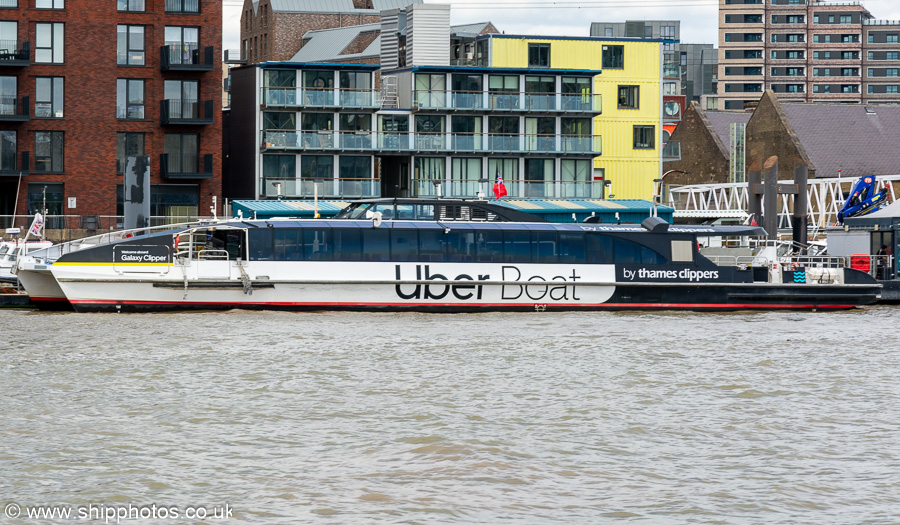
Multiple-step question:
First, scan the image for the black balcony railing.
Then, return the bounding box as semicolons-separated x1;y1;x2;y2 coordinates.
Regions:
160;99;214;125
160;44;214;71
0;151;29;176
160;153;213;179
0;95;30;121
0;41;30;67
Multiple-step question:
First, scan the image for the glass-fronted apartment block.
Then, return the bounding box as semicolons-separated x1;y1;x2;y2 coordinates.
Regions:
229;61;602;201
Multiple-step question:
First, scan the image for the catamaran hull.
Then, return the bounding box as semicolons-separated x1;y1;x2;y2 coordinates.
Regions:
52;262;879;313
15;266;71;310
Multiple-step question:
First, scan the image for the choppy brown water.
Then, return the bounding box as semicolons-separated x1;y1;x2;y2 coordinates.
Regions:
2;308;900;523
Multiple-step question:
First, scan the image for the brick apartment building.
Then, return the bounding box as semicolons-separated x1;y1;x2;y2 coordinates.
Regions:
718;0;900;110
240;0;422;65
0;0;222;231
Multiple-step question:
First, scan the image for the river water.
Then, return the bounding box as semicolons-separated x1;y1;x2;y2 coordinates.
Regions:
2;307;900;524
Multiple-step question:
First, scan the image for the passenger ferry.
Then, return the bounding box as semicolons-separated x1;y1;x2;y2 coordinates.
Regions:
18;199;880;312
0;240;53;284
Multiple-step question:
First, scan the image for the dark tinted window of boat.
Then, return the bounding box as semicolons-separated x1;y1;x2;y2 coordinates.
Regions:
333;229;361;261
391;229;418;261
249;229;273;261
303;229;331;261
362;228;390;261
275;228;303;260
533;232;558;264
419;229;445;261
559;232;585;264
613;237;667;265
445;230;476;262
503;231;531;263
476;230;504;262
586;234;614;264
640;245;666;265
613;238;640;264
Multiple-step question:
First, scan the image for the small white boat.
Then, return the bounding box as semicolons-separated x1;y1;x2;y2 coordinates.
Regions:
0;240;54;284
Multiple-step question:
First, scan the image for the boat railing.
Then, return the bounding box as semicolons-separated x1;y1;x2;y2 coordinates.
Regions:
779;255;848;269
704;255;771;267
197;249;229;260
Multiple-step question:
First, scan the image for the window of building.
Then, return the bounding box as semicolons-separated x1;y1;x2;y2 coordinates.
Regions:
633;125;655;149
663;82;677;95
116;132;144;174
840;15;852;24
339;155;370;180
488;74;519;109
263;154;295;179
451;157;481;194
117;25;145;66
27;183;64;225
660;25;676;38
34;131;63;172
35;77;63;118
524;158;554;197
300;155;332;179
560;159;591;198
527;43;550;68
116;79;144;119
602;45;624;69
36;0;63;8
604;28;613;37
164;79;199;119
35;22;63;64
787;51;803;59
891;52;900;60
0;130;16;172
165;0;199;13
164;26;200;65
164;133;198;174
118;0;145;11
414;157;443;182
617;85;639;108
745;34;762;42
0;75;16;116
888;86;899;94
889;35;900;44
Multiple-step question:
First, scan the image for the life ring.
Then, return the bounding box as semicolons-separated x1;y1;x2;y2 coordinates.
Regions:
791;262;802;271
124;232;133;239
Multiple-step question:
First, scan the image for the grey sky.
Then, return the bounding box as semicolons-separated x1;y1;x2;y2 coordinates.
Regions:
222;0;900;51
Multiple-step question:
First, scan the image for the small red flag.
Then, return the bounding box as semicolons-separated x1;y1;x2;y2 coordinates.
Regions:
492;172;507;200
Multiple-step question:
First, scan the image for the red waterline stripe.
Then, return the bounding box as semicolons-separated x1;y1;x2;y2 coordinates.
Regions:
29;297;69;302
67;299;859;309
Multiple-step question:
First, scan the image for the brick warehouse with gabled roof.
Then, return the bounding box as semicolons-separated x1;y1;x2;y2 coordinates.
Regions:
0;0;222;235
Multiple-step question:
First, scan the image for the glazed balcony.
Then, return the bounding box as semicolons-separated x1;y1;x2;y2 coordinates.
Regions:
160;153;213;180
160;44;214;71
261;87;381;110
0;96;30;122
0;41;30;67
413;178;600;199
412;90;602;114
260;130;601;156
263;178;380;199
160;99;214;125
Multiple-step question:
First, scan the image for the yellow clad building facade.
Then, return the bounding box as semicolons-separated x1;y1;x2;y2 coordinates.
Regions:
485;35;664;200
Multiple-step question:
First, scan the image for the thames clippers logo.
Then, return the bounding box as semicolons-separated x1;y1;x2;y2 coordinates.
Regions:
621;267;719;282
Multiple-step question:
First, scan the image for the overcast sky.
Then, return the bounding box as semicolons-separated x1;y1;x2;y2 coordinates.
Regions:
222;0;900;51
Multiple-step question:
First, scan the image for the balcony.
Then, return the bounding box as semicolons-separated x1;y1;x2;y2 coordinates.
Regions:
160;153;213;179
0;151;29;177
0;41;30;67
0;96;30;122
160;45;214;71
160;99;214;125
412;90;602;114
263;178;380;199
413;179;599;199
261;87;381;110
260;130;602;156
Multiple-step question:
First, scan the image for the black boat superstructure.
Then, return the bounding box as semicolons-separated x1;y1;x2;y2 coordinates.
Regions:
18;198;880;312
